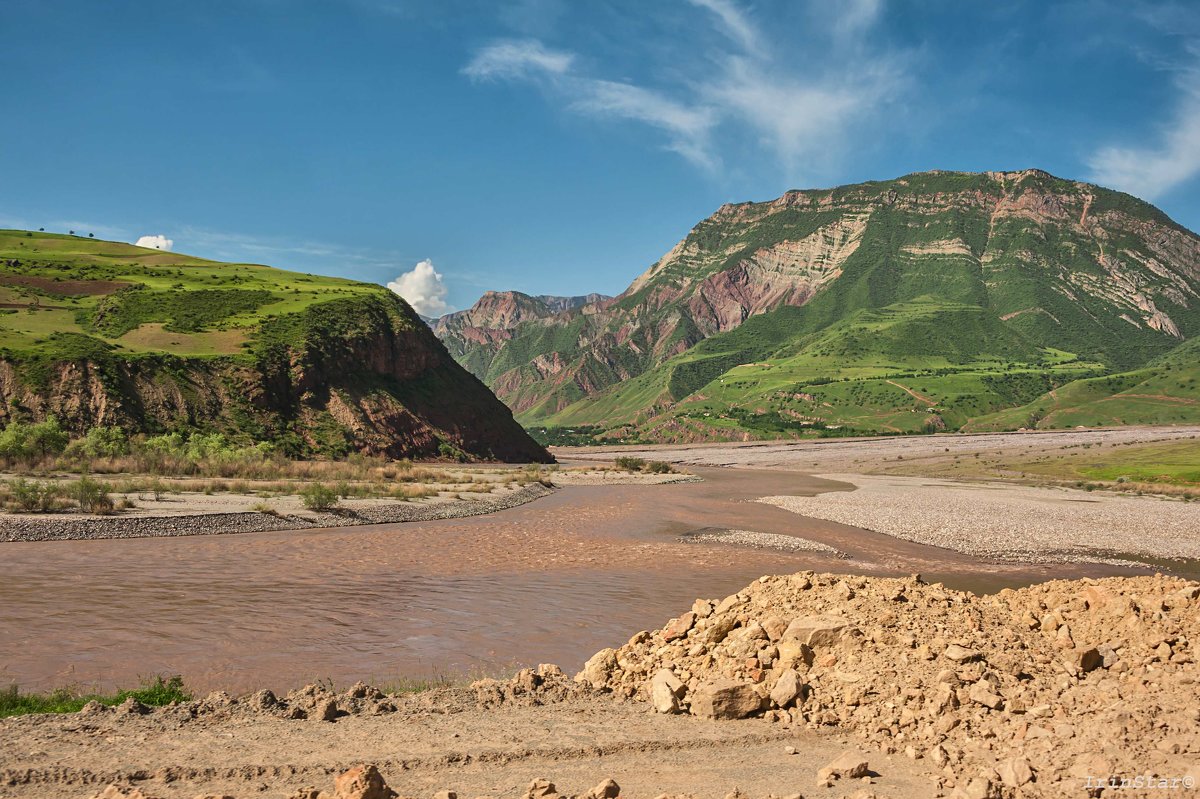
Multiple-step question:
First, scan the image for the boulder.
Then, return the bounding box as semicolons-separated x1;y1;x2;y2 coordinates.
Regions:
769;669;804;708
332;765;396;799
575;648;618;689
782;615;854;647
689;679;763;719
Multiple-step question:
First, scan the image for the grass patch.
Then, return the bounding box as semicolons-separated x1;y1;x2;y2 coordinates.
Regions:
0;675;191;718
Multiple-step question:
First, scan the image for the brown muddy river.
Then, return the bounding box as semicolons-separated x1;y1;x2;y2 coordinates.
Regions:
0;467;1139;694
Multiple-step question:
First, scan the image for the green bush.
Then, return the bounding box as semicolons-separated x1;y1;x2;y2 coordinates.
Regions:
299;483;339;511
68;477;113;513
0;417;70;460
614;456;646;471
645;461;674;474
65;426;130;459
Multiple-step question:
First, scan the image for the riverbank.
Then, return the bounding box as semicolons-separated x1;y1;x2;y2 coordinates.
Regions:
0;483;556;542
3;570;1196;798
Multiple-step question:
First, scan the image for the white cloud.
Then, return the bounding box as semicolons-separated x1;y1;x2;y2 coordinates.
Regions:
387;259;451;317
463;39;574;80
462;0;905;180
135;234;174;251
1088;71;1200;200
569;80;719;169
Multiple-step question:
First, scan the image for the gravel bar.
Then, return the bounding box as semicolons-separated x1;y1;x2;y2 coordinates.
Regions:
761;474;1200;564
678;526;846;555
0;484;554;543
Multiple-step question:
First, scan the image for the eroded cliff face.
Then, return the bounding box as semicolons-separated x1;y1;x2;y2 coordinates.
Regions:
0;294;551;462
435;169;1200;422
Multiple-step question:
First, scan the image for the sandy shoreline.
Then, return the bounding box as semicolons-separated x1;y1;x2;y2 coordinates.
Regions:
0;484;556;543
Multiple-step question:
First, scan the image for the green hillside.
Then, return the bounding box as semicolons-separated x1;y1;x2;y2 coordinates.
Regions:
0;231;549;461
435;170;1200;444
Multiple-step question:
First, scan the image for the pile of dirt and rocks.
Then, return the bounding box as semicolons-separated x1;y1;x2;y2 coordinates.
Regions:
574;572;1200;798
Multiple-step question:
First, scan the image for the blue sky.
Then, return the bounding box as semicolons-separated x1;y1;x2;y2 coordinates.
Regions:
3;0;1199;315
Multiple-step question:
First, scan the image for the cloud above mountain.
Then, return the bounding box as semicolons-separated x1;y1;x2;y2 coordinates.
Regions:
387;259;451;317
134;234;173;251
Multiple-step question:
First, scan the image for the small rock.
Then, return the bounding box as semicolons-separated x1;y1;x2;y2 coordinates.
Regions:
525;779;556;799
433;792;458;799
770;668;804;708
583;778;620;799
79;700;107;716
315;698;339;722
995;757;1034;787
332;764;396;799
817;749;870;784
968;680;1003;710
662;612;696;642
943;644;980;663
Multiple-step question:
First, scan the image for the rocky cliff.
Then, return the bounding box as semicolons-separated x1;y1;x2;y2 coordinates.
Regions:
0;231;550;461
434;170;1200;441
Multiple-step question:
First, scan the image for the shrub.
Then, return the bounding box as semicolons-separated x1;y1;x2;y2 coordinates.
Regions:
645;461;674;474
299;483;339;511
0;417;70;461
614;456;646;471
68;477;113;513
9;478;44;512
65;426;130;459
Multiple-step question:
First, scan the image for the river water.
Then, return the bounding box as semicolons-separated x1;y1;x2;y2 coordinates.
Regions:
0;467;1135;694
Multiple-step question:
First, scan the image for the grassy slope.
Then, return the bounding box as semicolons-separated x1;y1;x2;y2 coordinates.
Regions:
523;172;1200;441
964;338;1200;432
0;230;385;359
0;231;551;461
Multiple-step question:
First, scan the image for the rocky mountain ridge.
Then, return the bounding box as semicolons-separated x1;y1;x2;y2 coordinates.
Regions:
434;169;1200;441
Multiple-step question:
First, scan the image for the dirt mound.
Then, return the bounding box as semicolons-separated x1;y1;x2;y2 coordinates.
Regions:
574;571;1200;798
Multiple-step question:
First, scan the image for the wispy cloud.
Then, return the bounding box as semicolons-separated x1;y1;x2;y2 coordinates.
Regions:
463;39;574;80
462;0;906;180
1088;56;1200;199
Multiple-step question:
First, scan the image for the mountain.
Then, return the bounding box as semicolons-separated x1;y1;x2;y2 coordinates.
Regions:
0;231;551;461
434;169;1200;443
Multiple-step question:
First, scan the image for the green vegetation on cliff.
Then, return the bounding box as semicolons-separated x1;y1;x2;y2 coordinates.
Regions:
0;231;550;462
